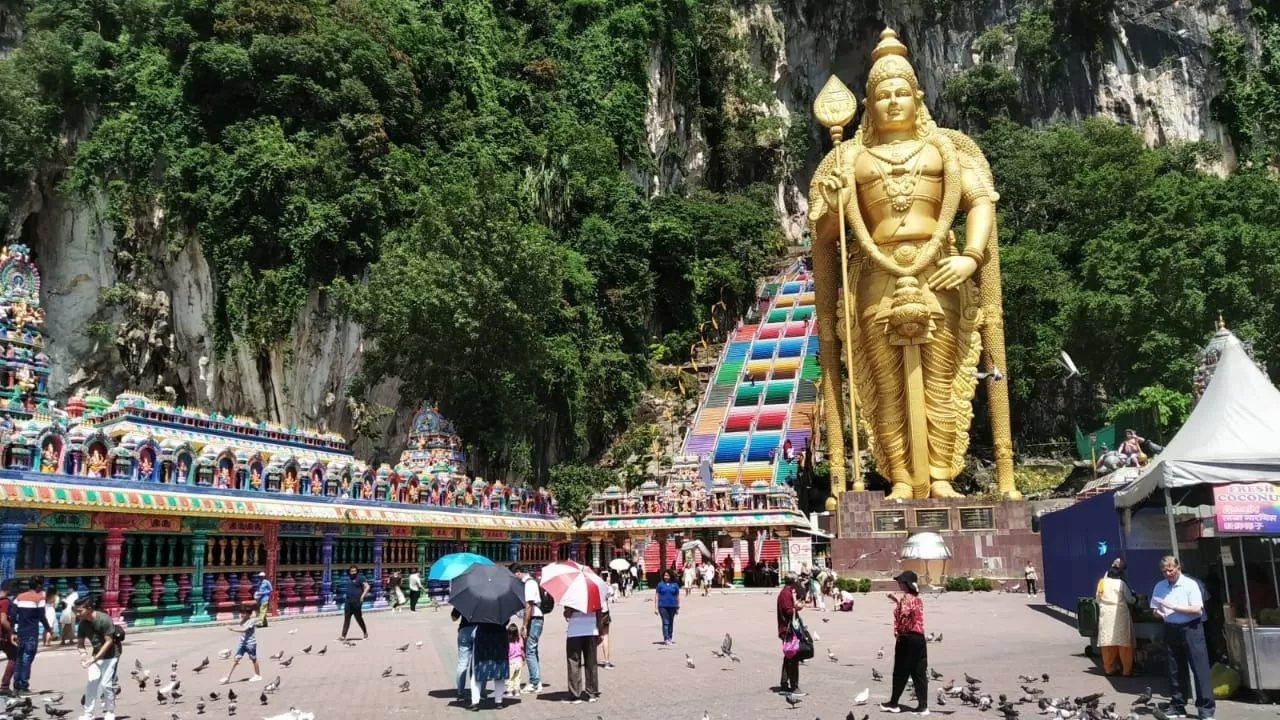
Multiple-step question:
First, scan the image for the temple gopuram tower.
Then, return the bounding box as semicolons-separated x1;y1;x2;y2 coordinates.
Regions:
0;245;51;419
1193;315;1269;407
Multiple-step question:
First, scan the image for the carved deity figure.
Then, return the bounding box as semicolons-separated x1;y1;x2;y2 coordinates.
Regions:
40;442;58;474
809;29;1018;500
282;468;298;494
138;454;153;480
87;449;108;478
216;466;231;488
310;470;322;495
251;467;263;490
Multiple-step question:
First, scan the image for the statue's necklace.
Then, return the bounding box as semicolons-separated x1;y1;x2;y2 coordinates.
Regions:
868;145;925;213
866;140;925;166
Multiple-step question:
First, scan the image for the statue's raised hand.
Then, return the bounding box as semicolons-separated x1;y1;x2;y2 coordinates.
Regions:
928;255;978;291
819;168;855;211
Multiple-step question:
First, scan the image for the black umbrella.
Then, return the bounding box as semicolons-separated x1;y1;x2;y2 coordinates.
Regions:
449;563;526;624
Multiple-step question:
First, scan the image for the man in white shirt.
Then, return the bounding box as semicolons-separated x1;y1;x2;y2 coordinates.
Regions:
1151;555;1214;720
407;570;423;612
509;564;544;694
563;605;601;703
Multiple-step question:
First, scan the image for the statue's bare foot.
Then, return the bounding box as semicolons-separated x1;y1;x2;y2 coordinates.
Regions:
1003;489;1023;500
887;482;914;500
929;481;962;499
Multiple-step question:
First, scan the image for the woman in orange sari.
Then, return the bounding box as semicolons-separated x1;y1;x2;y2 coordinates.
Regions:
1096;558;1134;675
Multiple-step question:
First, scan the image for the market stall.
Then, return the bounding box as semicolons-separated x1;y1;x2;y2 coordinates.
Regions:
1114;339;1280;693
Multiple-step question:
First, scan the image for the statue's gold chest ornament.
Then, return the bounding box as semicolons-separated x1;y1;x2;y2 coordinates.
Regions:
867;142;926;213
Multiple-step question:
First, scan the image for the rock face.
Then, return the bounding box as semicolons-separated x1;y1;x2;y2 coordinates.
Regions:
4;0;1255;458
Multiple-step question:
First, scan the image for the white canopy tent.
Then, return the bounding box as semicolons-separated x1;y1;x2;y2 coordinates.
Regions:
1114;337;1280;510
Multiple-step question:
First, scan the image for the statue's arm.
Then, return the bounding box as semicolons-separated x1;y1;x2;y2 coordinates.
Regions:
959;155;998;259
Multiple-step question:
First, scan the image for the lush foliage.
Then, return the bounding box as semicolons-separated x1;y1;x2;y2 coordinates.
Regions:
0;0;784;465
547;463;617;526
834;577;871;593
1212;0;1280;164
981;118;1280;445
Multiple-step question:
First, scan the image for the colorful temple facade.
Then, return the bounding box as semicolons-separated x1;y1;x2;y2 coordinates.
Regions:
0;245;570;626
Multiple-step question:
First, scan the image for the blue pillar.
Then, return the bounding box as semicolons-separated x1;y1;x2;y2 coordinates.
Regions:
189;531;211;622
0;521;23;583
509;533;520;564
371;532;386;608
320;533;336;611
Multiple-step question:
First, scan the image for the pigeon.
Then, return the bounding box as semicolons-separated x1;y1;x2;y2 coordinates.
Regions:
396;643;410;652
43;693;63;705
381;666;393;678
260;691;268;706
278;656;294;668
872;668;883;682
721;633;733;657
1131;687;1152;707
301;645;312;654
822;617;830;623
784;694;802;710
197;700;206;714
1041;673;1049;682
854;688;870;705
156;690;168;705
929;668;943;681
729;654;741;663
218;649;232;660
399;681;410;693
228;700;237;716
827;649;838;663
685;654;696;669
703;712;709;720
264;676;281;694
316;645;327;656
964;673;982;685
208;691;220;701
936;692;947;707
194;657;210;673
171;661;179;671
415;641;424;648
227;689;237;702
876;646;885;659
288;628;298;635
45;705;71;718
269;651;285;661
135;659;144;671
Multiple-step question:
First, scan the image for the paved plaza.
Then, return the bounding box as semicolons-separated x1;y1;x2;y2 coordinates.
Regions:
19;592;1272;719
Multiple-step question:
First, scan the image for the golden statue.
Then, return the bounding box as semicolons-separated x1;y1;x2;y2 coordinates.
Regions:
808;29;1018;500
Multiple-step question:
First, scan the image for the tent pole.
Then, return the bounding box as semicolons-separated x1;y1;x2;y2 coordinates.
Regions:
1239;537;1262;693
1269;541;1280;612
1219;538;1231;614
1164;490;1180;563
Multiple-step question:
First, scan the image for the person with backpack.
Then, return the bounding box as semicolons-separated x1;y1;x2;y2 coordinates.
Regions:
509;564;551;695
74;594;121;720
10;577;52;695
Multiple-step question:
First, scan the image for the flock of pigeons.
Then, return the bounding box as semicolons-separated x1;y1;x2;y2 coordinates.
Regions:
27;626;431;720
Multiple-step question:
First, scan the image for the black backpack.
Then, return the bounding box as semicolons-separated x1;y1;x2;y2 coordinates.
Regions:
535;581;555;614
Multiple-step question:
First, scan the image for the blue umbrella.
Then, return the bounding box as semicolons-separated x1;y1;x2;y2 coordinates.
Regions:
428;552;494;582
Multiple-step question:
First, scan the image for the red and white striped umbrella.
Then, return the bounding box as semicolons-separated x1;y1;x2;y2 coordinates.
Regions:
540;560;610;613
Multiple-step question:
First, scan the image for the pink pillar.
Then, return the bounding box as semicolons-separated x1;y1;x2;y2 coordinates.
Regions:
103;526;125;625
264;521;280;617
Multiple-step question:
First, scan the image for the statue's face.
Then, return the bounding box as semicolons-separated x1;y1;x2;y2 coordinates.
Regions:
870;77;917;133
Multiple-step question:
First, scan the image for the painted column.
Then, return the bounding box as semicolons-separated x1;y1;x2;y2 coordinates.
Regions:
590;536;602;569
320;533;336;611
568;541;578;562
263;521;280;618
189;530;211;622
729;531;745;587
416;539;427;578
777;530;791;580
103;525;126;625
372;531;386;608
0;519;24;583
550;540;562;565
509;533;520;564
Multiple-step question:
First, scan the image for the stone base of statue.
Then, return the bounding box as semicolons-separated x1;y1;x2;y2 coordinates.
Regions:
830;491;1041;580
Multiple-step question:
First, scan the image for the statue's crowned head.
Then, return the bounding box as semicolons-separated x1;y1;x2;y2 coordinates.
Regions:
859;28;935;144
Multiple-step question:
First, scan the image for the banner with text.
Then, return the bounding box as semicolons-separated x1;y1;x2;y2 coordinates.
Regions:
1213;481;1280;535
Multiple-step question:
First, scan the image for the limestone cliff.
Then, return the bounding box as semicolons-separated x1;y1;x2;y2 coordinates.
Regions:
4;0;1256;460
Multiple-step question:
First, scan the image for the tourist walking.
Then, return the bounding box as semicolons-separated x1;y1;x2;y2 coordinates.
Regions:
74;595;120;720
1024;562;1039;595
254;572;272;628
1151;556;1214;720
408;569;423;612
509;564;545;694
59;588;79;645
1097;558;1135;675
597;585;615;669
0;579;17;696
777;573;803;695
339;566;370;641
881;570;928;715
220;603;263;683
11;577;52;695
451;609;476;702
468;621;510;708
389;570;406;612
654;569;680;644
682;562;697;597
563;606;601;703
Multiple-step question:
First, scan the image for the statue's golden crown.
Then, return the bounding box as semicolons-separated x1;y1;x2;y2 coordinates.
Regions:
866;28;918;95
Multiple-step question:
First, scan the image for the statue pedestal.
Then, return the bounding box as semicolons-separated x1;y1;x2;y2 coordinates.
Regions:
830;491;1041;583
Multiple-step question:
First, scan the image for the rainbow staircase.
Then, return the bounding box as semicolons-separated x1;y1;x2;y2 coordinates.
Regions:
682;263;820;486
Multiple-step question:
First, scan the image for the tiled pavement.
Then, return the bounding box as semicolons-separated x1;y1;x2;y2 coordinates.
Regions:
16;591;1273;719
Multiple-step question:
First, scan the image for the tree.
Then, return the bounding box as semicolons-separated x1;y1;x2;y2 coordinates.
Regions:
548;464;616;527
